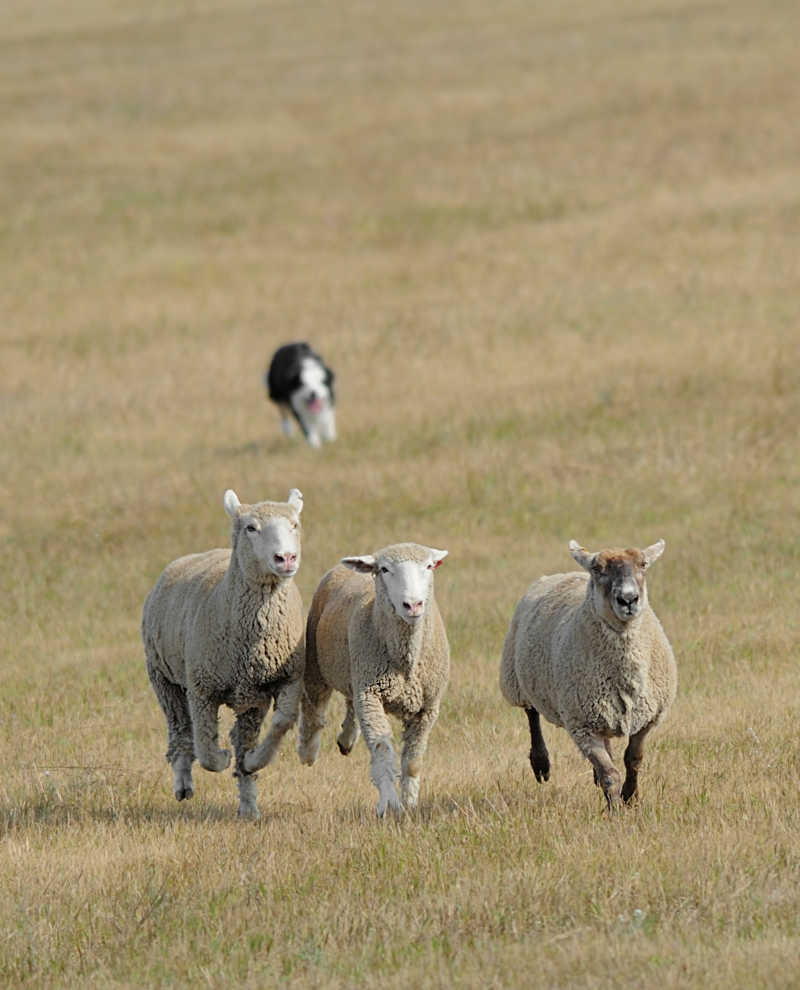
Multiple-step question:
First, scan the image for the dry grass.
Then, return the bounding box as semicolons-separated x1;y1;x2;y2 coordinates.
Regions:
2;0;799;986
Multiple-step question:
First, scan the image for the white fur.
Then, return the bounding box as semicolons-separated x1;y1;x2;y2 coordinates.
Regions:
224;488;302;580
289;358;336;448
342;550;447;623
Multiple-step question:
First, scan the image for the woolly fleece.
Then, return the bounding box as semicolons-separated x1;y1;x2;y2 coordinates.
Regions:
142;492;304;819
298;543;450;816
500;552;676;808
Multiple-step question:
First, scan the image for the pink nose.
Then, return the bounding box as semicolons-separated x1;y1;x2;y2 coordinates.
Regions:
404;600;424;616
275;553;297;569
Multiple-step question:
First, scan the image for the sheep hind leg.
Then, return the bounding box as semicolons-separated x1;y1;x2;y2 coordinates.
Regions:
400;708;438;810
297;680;332;766
231;706;268;820
146;663;195;801
525;707;550;783
592;738;614;786
245;680;302;773
187;692;231;773
622;724;652;804
337;699;360;755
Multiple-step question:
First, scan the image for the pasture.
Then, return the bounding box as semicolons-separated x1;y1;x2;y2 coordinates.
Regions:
1;0;798;986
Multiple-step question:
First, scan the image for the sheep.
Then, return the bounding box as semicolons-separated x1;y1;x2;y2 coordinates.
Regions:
142;488;305;820
499;539;676;811
297;543;450;817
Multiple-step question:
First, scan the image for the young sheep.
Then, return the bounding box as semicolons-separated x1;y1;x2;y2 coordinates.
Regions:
297;543;450;817
499;539;676;810
142;488;305;819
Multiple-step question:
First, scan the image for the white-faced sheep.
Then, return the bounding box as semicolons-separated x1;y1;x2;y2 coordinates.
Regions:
142;488;305;819
499;539;676;810
297;543;450;817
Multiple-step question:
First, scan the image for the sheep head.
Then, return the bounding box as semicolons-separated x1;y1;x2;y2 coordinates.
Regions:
224;488;303;584
569;539;664;627
342;543;448;625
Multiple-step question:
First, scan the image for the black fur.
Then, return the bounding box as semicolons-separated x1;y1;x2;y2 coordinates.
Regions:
266;343;334;403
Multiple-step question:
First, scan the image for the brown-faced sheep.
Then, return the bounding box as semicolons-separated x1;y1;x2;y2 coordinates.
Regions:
500;539;676;810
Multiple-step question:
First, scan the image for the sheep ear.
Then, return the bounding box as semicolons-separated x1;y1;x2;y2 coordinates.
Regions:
341;555;376;574
569;540;596;572
223;489;242;518
287;488;304;515
642;539;665;568
429;548;448;569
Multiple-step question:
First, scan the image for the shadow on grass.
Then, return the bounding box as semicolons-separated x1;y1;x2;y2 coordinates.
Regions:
2;760;646;835
0;790;321;832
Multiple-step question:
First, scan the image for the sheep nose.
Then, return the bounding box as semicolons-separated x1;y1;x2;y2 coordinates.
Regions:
275;553;297;568
617;592;638;608
403;600;424;616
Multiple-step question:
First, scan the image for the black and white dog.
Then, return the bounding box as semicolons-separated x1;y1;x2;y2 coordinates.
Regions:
265;342;336;448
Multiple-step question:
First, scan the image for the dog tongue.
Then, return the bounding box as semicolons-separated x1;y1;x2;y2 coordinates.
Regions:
308;397;323;413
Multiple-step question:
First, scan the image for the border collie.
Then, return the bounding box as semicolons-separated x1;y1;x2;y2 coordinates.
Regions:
265;342;336;448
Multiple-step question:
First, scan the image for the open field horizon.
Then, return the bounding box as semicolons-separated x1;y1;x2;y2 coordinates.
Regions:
1;0;799;986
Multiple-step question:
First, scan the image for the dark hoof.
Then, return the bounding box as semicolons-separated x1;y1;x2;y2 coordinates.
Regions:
529;752;550;783
175;787;194;801
621;783;638;804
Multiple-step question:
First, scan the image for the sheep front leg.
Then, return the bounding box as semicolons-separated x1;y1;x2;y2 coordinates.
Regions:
400;707;439;809
356;690;402;818
171;754;194;802
525;707;550;783
572;728;621;811
621;723;652;803
245;679;302;773
187;692;231;772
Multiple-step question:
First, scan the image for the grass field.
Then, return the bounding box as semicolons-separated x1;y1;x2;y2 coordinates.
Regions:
2;0;799;986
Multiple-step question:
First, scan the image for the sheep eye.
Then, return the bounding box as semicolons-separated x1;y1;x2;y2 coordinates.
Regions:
246;524;258;533
380;566;389;574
